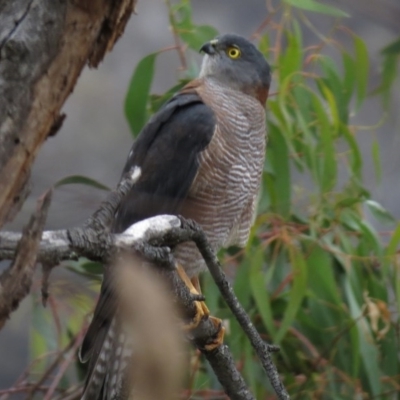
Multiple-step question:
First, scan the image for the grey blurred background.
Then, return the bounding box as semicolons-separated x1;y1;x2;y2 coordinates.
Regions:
1;0;399;390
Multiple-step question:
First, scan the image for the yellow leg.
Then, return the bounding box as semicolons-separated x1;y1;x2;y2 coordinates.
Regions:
177;265;225;351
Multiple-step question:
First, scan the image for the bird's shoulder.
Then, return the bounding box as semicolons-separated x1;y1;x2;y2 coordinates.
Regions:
123;79;216;173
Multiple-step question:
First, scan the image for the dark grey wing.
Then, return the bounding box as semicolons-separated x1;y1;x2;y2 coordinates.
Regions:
80;91;215;400
113;93;215;233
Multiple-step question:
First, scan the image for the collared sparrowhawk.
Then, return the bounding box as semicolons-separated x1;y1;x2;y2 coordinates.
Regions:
80;33;271;400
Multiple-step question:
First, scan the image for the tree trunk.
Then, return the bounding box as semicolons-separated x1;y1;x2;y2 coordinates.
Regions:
0;0;137;227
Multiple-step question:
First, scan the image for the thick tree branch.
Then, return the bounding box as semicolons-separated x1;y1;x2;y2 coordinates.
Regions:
0;0;137;227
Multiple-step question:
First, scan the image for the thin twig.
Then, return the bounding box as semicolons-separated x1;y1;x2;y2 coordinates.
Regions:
165;0;187;70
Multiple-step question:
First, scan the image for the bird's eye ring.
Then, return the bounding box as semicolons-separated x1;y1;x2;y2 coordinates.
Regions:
227;47;241;59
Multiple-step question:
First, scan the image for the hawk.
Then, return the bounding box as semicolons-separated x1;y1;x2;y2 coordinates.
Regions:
80;33;271;400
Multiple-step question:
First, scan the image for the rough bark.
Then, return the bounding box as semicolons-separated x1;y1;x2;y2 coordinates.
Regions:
0;189;51;329
0;0;137;227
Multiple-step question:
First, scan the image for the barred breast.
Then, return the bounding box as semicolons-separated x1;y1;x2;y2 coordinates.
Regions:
175;78;267;277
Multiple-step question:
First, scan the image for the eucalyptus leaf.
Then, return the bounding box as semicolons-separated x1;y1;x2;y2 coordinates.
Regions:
125;53;158;136
365;199;395;226
284;0;349;17
54;175;110;191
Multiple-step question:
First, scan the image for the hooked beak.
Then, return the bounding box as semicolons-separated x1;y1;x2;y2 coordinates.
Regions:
199;39;218;55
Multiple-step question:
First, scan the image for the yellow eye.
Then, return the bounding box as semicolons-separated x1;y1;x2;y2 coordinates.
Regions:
227;47;241;59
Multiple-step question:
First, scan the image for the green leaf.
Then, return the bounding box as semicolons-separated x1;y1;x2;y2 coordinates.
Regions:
380;327;399;378
267;123;291;217
385;222;400;258
354;35;369;108
311;93;337;193
306;242;341;304
320;83;339;130
249;247;277;338
375;54;398;107
125;53;158;136
283;0;349;17
342;51;357;105
319;56;348;124
233;257;253;310
341;124;362;179
357;219;383;257
275;246;308;343
344;278;382;395
365;200;395;226
67;261;103;279
54;175;110;191
279;32;302;84
382;37;400;55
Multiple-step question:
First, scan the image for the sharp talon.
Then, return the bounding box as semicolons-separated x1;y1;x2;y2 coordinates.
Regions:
203;317;225;351
176;265;225;349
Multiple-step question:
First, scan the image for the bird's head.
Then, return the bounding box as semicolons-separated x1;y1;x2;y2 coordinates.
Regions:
199;33;271;104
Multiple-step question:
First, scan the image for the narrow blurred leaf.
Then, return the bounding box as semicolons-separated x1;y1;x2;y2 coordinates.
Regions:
279;32;302;83
125;53;157;136
342;51;356;106
233;257;253;310
375;54;398;108
306;242;341;304
249;248;277;337
383;222;400;278
380;327;399;378
54;175;110;191
275;246;308;343
382;37;400;55
385;222;400;257
344;278;382;395
320;59;348;124
365;200;395;226
202;270;221;316
68;261;103;278
311;93;337;192
341;124;362;179
357;219;383;257
284;0;349;17
268;123;291;217
320;83;339;130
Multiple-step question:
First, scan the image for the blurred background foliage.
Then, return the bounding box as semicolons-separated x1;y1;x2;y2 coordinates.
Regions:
2;0;400;399
124;1;400;398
